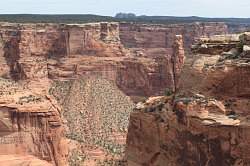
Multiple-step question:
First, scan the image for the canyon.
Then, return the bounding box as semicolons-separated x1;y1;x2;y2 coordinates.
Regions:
0;21;249;165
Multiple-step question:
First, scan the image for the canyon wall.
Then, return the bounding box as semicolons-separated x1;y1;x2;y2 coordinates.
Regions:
125;32;250;166
0;22;184;165
126;96;250;166
119;22;229;55
0;21;249;165
0;78;67;165
0;22;248;98
0;22;236;99
0;22;188;99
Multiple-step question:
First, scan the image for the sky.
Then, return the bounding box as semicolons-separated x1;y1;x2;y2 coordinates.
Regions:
0;0;250;18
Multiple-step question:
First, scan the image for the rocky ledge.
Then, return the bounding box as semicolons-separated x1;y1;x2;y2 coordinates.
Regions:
0;78;67;166
126;95;250;166
125;32;250;166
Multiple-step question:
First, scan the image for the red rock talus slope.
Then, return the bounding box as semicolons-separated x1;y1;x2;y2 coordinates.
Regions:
49;76;135;165
125;33;250;166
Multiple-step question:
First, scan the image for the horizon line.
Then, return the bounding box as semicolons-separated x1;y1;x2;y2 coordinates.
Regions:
0;14;249;19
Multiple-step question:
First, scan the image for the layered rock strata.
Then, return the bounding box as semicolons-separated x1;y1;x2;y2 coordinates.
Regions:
0;22;188;100
125;32;250;166
119;22;229;55
0;22;187;165
182;32;250;98
0;22;248;99
2;22;249;99
0;78;67;165
126;96;250;166
0;21;248;165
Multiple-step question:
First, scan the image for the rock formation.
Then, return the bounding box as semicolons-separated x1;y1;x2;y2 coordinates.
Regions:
119;22;229;55
0;22;248;99
0;22;190;101
125;32;250;166
0;78;67;166
126;95;250;166
172;35;185;91
0;20;249;165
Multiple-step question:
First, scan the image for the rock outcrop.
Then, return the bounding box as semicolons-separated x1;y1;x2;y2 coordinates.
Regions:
0;22;185;165
0;22;188;101
126;96;250;166
125;32;250;166
0;22;248;99
1;21;249;166
119;22;229;55
0;78;67;166
191;34;241;55
182;32;250;98
172;35;185;91
0;22;126;80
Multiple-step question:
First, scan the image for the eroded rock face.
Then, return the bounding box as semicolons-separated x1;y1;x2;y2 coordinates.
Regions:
0;21;248;165
125;32;250;166
181;32;250;98
172;35;185;91
0;22;249;100
0;78;67;166
119;22;229;55
0;22;187;100
126;96;250;166
0;22;126;80
0;22;185;165
191;34;241;55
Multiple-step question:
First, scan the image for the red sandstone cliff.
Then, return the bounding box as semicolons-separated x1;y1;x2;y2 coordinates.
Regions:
0;79;68;165
0;22;185;165
125;32;250;166
119;22;228;55
0;22;189;100
126;96;250;166
0;22;247;99
0;21;248;165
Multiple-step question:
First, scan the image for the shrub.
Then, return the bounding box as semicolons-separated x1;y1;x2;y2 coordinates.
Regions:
164;88;174;96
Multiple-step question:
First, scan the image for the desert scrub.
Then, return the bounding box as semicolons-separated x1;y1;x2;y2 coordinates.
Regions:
68;149;87;166
50;76;134;163
97;158;126;166
164;88;174;96
18;95;42;105
49;80;72;106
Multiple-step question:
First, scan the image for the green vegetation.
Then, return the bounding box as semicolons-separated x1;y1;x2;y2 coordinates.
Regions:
18;95;42;105
97;158;126;166
68;149;87;166
0;14;115;23
0;14;250;25
164;88;174;96
49;77;134;165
